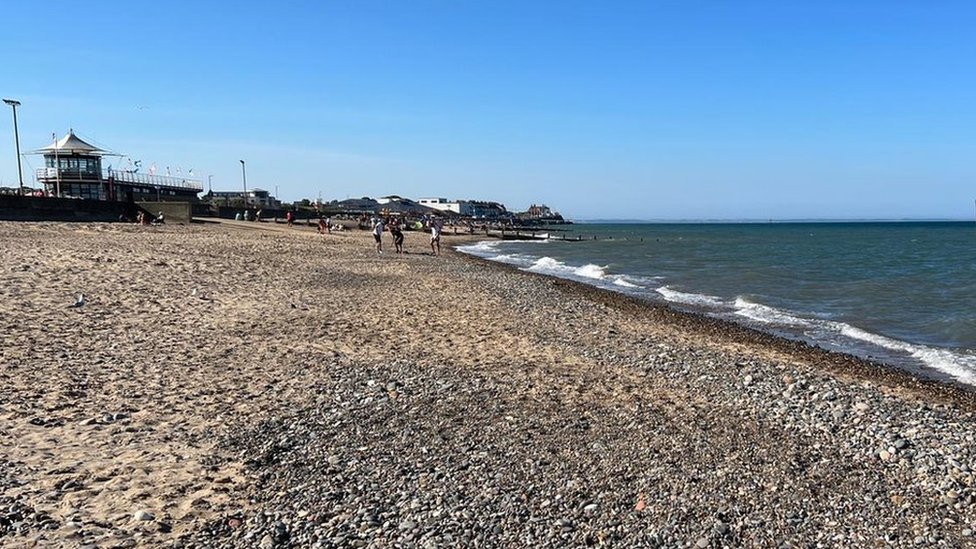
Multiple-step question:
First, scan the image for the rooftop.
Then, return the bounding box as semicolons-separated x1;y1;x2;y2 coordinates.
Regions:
34;130;107;156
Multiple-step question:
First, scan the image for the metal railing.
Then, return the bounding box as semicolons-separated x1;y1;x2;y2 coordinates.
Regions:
35;168;204;191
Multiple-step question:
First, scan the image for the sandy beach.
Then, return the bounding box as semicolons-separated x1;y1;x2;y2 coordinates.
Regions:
1;220;975;548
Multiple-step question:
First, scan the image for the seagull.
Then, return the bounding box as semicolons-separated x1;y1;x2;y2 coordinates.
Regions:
69;294;86;308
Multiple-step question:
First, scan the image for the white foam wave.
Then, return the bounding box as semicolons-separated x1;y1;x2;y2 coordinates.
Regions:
489;253;532;266
526;257;610;281
527;256;566;272
458;244;976;386
455;240;501;256
839;325;976;386
733;296;810;326
733;297;976;386
612;276;641;288
911;347;976;386
575;264;608;280
656;286;726;308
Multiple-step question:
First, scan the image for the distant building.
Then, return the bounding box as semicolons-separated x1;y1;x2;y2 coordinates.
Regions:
335;197;380;214
526;204;554;218
207;188;281;208
418;197;471;215
376;196;438;215
467;200;509;218
417;197;510;217
32;130;202;202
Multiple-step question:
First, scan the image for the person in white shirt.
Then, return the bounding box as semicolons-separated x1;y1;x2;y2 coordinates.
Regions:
372;218;385;254
428;217;443;256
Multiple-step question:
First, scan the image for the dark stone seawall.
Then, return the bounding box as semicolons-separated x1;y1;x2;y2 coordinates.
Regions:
0;195;135;222
136;201;193;224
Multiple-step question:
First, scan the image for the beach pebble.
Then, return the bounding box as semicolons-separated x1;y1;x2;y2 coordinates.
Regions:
133;510;154;521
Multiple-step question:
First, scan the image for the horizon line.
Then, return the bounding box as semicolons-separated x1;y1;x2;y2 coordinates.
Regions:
572;217;976;224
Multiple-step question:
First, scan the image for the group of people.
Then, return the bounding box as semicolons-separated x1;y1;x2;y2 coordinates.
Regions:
132;211;165;225
317;216;333;234
371;216;443;256
234;209;263;221
370;217;404;254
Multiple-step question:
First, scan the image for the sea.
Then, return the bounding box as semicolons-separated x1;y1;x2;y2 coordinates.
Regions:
457;222;976;387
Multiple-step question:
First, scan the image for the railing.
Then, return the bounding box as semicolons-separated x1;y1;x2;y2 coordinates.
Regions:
35;168;203;191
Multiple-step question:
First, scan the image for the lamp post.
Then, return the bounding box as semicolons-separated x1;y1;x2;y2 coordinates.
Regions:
239;159;247;208
3;99;24;195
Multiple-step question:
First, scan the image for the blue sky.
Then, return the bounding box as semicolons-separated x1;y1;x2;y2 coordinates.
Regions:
1;1;974;220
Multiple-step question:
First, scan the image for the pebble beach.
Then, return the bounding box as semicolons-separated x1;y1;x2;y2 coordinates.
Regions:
2;220;975;548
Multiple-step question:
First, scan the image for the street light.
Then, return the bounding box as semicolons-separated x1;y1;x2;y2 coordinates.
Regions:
3;99;24;195
239;159;247;208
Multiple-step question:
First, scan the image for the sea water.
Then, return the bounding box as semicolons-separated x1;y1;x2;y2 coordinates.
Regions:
457;222;976;386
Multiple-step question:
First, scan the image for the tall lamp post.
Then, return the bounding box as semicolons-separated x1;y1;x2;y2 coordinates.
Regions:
239;159;247;208
3;99;24;195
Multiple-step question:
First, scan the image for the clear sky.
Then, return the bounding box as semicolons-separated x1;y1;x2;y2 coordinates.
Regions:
1;1;974;220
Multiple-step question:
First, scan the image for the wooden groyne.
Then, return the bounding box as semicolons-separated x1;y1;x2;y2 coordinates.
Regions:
484;229;601;241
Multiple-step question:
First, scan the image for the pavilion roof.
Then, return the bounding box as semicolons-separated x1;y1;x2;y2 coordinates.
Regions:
34;129;107;155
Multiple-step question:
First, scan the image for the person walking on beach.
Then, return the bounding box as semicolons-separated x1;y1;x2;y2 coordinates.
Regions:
390;221;404;254
428;216;443;256
372;217;385;254
286;210;294;227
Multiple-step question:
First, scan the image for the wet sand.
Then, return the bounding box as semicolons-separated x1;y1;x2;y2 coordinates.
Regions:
1;220;974;548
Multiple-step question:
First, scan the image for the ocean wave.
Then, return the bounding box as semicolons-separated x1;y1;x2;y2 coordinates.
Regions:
457;242;976;387
732;297;976;386
487;253;533;266
455;241;501;256
656;286;726;308
733;296;810;326
612;276;641;288
839;325;976;386
575;263;608;280
527;257;609;280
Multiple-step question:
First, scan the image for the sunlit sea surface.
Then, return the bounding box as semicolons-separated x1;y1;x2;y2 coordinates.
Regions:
458;222;976;387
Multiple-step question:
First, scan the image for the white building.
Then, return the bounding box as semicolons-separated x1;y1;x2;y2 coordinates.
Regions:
418;197;474;216
208;188;281;208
